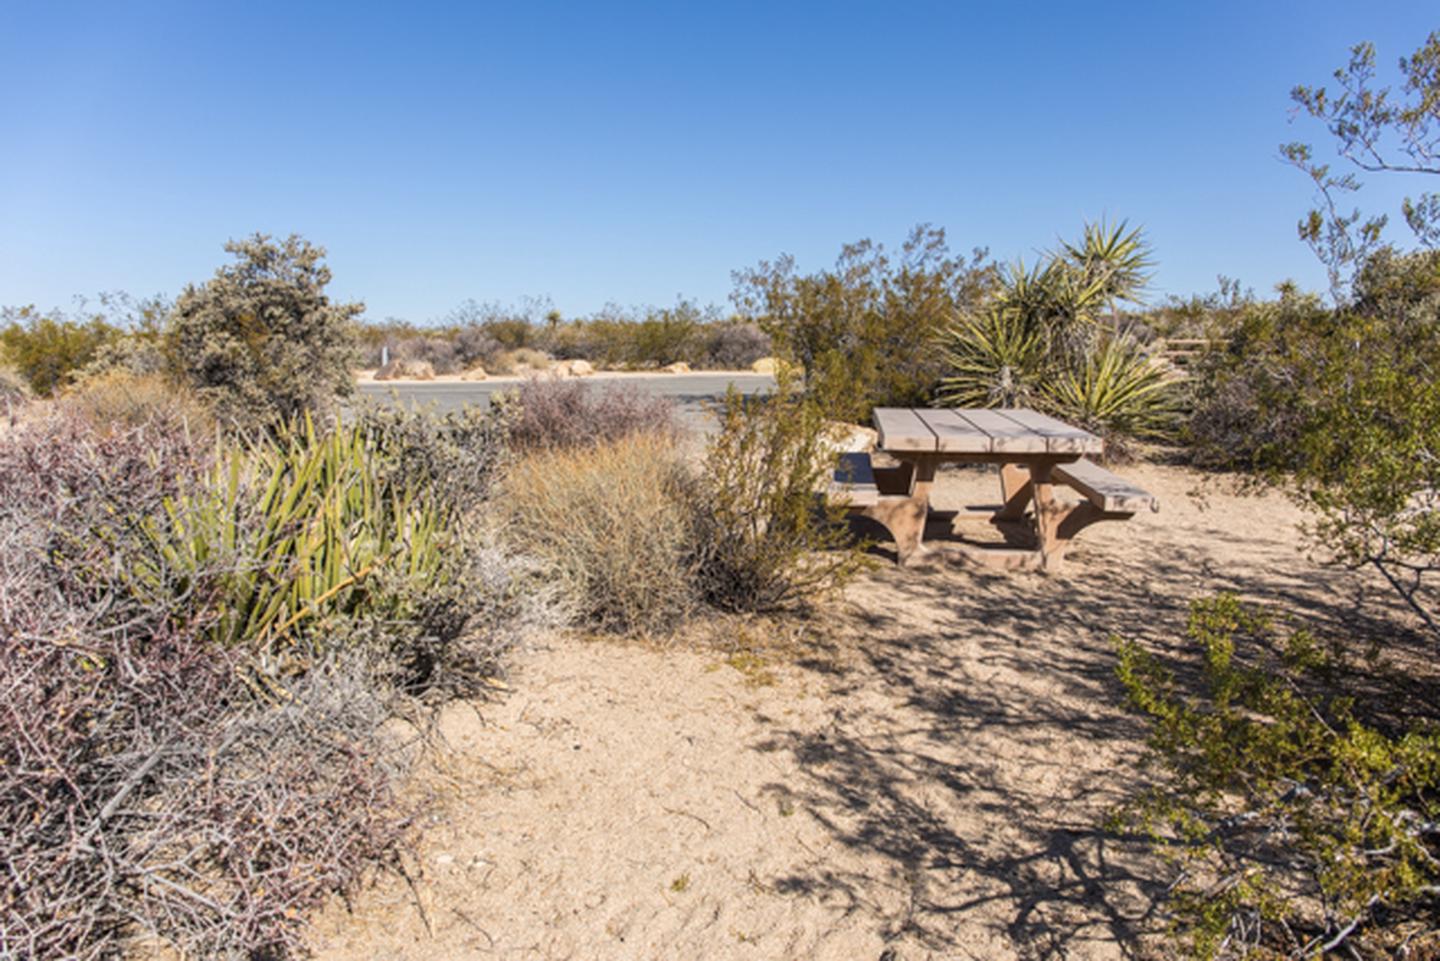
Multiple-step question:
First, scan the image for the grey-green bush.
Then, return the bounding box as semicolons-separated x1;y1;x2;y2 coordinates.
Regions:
167;234;362;428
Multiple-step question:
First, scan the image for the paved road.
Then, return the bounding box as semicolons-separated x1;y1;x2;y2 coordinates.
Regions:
355;372;777;429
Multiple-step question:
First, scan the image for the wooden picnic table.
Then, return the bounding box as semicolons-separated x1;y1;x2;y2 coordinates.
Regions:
832;407;1156;571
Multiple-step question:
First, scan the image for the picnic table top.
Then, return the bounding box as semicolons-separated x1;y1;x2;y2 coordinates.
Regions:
873;407;1104;456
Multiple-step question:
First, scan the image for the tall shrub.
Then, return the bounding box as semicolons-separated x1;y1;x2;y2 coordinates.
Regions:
167;234;362;427
734;225;994;421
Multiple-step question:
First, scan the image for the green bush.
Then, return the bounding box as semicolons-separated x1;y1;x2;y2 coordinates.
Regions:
694;376;871;611
734;225;995;421
1116;594;1440;958
167;234;362;428
936;304;1048;408
0;307;122;396
1186;251;1440;635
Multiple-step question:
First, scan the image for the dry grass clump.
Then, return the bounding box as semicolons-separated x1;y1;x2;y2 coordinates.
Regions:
59;369;217;437
504;377;677;451
499;431;699;635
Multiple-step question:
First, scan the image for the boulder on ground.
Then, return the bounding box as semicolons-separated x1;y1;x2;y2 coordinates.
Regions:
460;366;488;381
374;359;436;381
821;420;878;457
550;359;595;378
750;356;799;377
661;361;691;374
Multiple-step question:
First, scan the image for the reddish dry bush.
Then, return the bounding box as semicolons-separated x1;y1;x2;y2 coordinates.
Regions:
0;410;411;959
505;377;677;451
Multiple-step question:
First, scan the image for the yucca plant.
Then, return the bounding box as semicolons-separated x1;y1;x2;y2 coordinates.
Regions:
137;416;450;685
936;305;1048;407
1040;335;1181;452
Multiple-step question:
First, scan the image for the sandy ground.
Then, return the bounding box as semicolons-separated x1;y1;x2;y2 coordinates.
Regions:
309;463;1407;961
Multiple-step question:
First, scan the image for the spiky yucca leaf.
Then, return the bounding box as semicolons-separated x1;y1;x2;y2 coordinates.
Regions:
137;416;449;681
1040;335;1180;447
936;306;1048;408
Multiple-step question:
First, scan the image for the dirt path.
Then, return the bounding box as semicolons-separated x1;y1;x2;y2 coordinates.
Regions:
310;464;1400;961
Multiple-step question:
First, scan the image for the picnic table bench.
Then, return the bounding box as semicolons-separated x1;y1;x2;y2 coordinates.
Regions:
829;407;1156;571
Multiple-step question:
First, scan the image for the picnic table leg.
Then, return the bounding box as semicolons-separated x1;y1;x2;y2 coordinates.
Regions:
863;454;938;566
995;463;1034;520
1029;464;1069;573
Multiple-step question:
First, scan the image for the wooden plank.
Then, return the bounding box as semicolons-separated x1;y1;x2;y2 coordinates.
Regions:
873;407;937;452
996;408;1103;454
917;408;992;452
1053;458;1157;513
951;408;1048;453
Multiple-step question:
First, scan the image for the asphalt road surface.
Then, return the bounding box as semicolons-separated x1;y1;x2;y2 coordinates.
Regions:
355;372;778;430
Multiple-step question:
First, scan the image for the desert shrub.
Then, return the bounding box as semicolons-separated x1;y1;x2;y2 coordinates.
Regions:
167;234;362;429
0;307;123;395
1116;594;1440;958
486;346;551;374
504;377;676;451
1184;286;1333;471
139;417;460;687
1186;251;1440;635
499;432;698;634
0;400;546;957
735;225;995;421
76;331;170;381
59;370;217;438
353;401;508;518
454;324;504;369
395;334;461;374
0;412;399;960
699;320;771;369
694;377;871;611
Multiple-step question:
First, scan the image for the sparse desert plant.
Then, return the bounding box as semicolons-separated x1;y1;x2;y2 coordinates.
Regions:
498;432;699;634
734;224;996;420
700;320;772;369
694;377;870;611
504;377;677;451
395;334;462;374
0;363;30;418
166;233;362;428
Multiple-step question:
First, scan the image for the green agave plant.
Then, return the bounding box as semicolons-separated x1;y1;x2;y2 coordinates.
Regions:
138;416;449;684
1040;335;1180;443
936;306;1048;408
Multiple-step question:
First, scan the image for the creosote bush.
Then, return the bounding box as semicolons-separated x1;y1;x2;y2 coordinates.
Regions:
1116;594;1440;959
695;378;871;611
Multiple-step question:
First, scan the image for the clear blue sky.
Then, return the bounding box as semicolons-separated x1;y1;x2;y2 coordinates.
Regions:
1;1;1434;323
